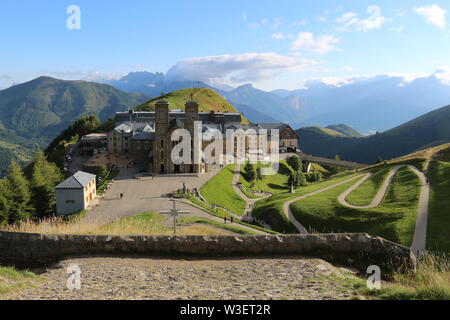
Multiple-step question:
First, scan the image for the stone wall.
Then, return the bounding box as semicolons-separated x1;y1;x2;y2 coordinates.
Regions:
0;232;416;274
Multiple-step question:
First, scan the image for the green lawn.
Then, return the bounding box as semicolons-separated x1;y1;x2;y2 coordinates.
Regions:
239;162;289;195
345;166;392;206
252;173;358;233
427;160;450;254
200;164;247;215
290;166;421;246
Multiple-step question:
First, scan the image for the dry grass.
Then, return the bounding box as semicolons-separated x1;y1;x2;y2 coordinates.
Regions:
362;143;450;172
0;213;233;236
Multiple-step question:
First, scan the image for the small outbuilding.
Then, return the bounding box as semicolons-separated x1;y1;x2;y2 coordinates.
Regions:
55;171;97;215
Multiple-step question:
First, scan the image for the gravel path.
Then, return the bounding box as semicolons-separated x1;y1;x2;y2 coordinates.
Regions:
337;165;429;255
282;175;363;234
6;257;360;300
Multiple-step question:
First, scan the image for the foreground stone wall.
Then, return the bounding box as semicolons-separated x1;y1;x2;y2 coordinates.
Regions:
0;232;416;274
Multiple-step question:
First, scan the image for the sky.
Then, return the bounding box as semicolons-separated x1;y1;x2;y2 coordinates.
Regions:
1;0;450;90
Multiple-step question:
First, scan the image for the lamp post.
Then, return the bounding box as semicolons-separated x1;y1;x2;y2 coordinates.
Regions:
160;199;190;235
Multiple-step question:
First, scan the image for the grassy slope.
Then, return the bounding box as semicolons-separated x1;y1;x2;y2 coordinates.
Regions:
345;166;392;206
200;165;247;215
290;166;421;246
252;173;358;233
0;267;41;296
136;88;248;123
239;163;289;195
427;160;450;254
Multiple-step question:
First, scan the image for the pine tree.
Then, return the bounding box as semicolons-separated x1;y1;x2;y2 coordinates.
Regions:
5;162;32;223
244;162;256;182
0;181;11;225
30;152;63;218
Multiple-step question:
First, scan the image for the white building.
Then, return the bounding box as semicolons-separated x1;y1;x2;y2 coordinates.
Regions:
55;171;97;215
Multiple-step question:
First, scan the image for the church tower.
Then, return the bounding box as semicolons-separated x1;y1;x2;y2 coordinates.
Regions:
154;100;170;174
184;101;200;173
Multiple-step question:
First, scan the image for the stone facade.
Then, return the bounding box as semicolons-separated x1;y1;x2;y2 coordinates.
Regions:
107;100;299;175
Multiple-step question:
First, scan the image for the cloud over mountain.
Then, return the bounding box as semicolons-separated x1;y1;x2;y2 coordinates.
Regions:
165;53;318;85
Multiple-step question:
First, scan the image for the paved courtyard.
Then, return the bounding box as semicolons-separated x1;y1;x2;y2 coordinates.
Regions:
82;167;266;234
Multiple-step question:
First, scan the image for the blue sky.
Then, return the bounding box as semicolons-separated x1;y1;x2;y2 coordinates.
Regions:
1;0;450;90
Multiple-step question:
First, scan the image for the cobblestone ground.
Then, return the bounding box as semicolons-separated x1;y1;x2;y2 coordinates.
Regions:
6;256;363;300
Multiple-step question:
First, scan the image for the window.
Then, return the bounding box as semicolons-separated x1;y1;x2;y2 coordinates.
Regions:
161;140;164;147
65;200;75;204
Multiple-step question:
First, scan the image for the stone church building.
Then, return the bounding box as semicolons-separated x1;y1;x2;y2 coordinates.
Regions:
107;100;299;174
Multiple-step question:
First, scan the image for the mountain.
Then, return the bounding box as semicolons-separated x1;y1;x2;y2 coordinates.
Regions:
276;71;450;133
0;76;148;173
229;102;279;123
106;71;218;97
222;84;299;123
104;69;450;133
107;71;164;95
326;124;363;137
296;104;450;164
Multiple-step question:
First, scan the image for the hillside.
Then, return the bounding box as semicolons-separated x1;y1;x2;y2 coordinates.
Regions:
0;76;148;173
326;124;363;138
296;105;450;164
136;88;248;123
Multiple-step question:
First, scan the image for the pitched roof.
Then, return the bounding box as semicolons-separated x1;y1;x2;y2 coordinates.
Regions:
56;171;96;189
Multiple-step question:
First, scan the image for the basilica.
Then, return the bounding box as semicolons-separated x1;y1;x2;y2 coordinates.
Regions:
107;100;299;174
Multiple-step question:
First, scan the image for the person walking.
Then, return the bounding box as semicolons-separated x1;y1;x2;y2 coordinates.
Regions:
224;216;227;224
230;216;234;224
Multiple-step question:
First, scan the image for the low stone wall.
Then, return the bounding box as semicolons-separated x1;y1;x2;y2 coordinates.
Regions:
0;232;416;274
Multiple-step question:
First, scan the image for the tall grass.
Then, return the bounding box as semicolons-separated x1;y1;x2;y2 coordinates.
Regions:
0;212;234;236
358;252;450;300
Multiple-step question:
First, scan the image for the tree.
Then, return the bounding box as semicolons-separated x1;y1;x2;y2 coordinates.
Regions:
286;156;303;172
334;154;341;161
97;165;109;184
298;172;307;187
0;181;12;225
5;162;32;223
30;152;63;218
243;162;256;183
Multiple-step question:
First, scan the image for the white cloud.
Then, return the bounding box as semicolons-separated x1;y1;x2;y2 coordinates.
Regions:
336;5;388;32
290;32;339;54
83;71;123;82
165;53;319;85
272;32;285;40
413;4;447;29
296;71;450;90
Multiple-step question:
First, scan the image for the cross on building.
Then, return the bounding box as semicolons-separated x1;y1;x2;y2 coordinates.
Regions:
160;199;190;235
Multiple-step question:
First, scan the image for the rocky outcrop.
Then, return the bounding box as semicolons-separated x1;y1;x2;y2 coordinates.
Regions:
0;232;416;275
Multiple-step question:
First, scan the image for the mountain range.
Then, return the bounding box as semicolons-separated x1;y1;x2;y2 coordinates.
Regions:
2;71;450;173
0;76;148;174
105;70;450;134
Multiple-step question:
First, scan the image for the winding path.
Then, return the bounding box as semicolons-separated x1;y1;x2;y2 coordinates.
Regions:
232;164;271;223
282;165;430;255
